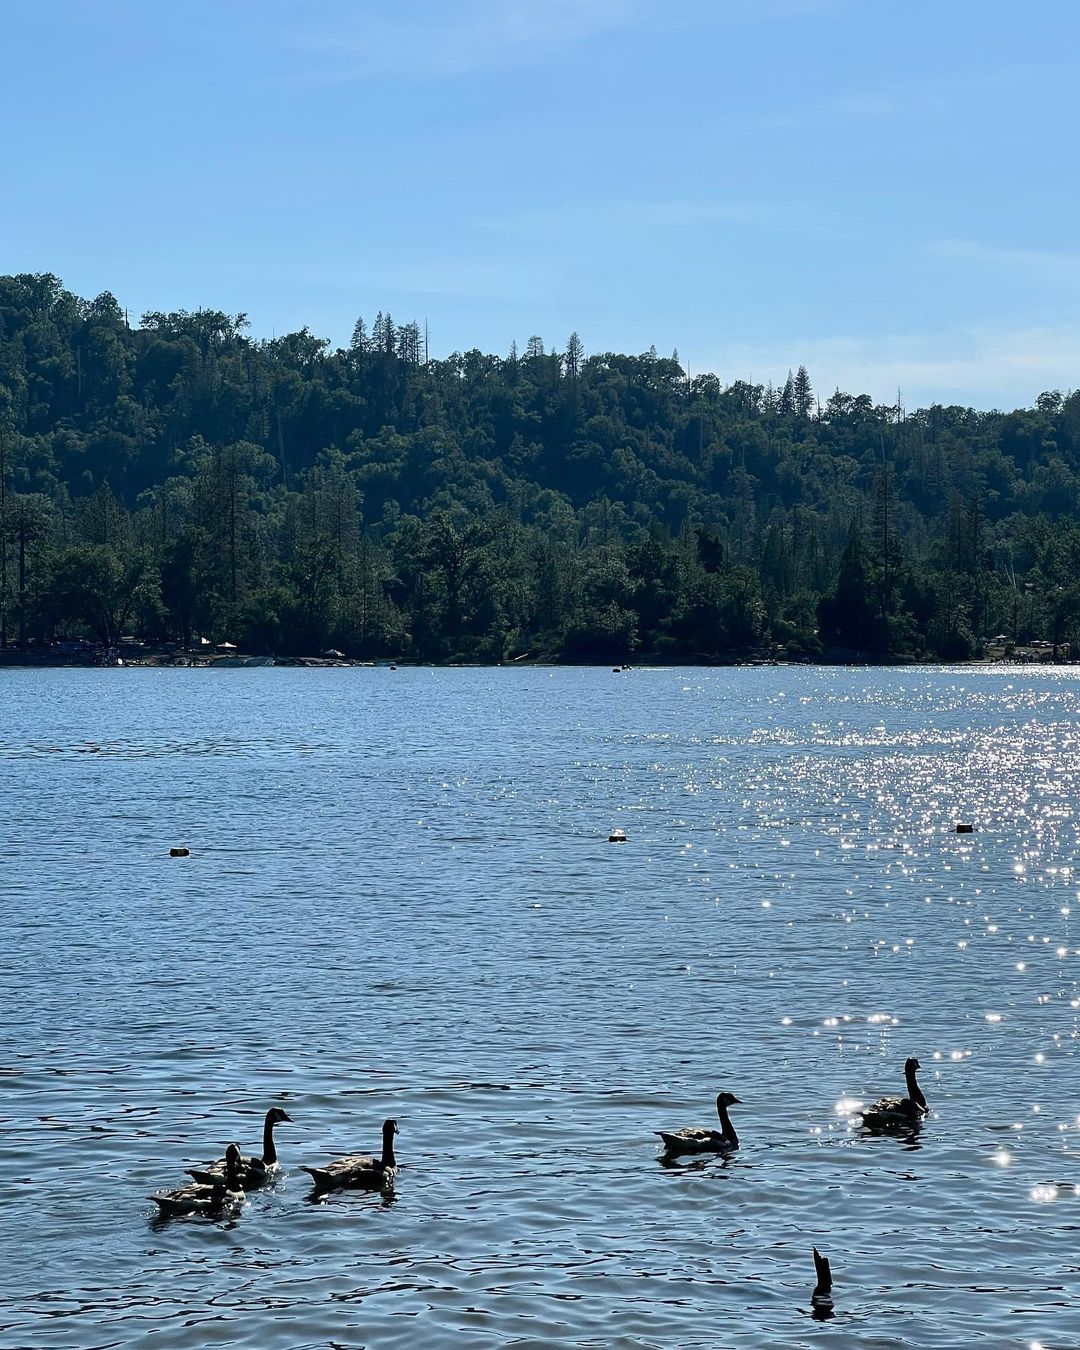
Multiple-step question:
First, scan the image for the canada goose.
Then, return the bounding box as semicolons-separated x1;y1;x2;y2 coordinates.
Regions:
187;1106;292;1188
656;1092;741;1156
811;1247;834;1320
151;1143;244;1217
859;1057;928;1129
302;1118;399;1191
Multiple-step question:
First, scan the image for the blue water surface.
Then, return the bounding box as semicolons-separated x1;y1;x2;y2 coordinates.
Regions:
1;664;1078;1348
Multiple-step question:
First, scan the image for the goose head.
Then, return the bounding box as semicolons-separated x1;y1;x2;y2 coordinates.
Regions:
223;1142;244;1185
904;1057;928;1112
716;1092;742;1111
267;1107;292;1125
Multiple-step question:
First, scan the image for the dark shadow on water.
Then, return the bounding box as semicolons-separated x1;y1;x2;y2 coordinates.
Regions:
656;1152;737;1174
148;1211;242;1232
304;1186;398;1209
859;1121;925;1151
801;1303;842;1324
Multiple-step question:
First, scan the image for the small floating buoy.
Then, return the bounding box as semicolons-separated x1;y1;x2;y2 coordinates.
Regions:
169;847;190;858
608;830;628;843
955;823;975;834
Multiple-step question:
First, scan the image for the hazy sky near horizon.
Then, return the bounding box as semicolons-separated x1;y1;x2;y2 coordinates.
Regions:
5;0;1078;409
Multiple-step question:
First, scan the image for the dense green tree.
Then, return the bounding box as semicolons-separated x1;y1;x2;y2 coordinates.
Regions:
817;525;881;651
3;271;1080;663
793;365;814;420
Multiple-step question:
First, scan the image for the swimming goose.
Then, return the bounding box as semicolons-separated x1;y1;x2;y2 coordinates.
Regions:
187;1106;292;1188
859;1057;928;1129
151;1143;245;1217
657;1092;741;1157
302;1118;399;1191
811;1246;834;1318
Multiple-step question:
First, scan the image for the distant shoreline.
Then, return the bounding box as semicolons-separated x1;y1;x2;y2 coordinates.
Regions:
0;649;1072;671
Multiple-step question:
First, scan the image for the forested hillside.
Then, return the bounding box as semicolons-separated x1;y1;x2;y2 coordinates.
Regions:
1;272;1078;662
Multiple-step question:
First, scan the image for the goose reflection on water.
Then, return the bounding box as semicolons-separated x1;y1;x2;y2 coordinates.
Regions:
305;1182;399;1209
656;1149;739;1175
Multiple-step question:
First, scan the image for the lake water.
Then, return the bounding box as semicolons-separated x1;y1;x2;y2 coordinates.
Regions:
2;664;1079;1349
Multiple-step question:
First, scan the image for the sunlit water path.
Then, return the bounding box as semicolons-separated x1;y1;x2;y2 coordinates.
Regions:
2;665;1079;1348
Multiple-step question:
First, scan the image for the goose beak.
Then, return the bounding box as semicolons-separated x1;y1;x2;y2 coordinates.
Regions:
280;1111;293;1122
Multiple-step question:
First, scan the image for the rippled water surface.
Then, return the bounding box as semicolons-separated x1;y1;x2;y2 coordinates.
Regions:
3;665;1080;1348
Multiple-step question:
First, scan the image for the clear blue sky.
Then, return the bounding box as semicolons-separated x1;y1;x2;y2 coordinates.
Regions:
4;0;1078;409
